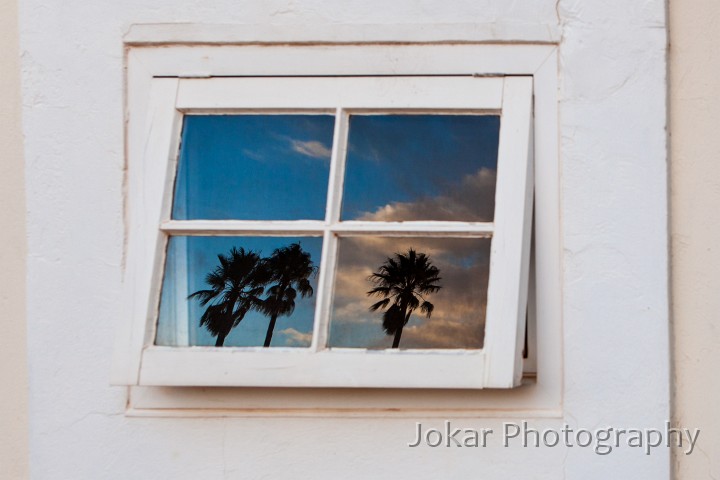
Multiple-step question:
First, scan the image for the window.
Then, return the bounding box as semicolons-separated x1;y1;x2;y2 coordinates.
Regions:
113;42;557;396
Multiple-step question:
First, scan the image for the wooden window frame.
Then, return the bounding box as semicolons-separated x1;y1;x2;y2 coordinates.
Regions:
111;40;560;410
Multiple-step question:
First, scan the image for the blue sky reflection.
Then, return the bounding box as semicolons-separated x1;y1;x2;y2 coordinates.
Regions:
156;236;322;347
341;115;500;222
172;115;334;220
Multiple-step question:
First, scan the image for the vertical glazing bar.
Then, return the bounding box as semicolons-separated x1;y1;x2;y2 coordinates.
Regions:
311;108;349;351
325;108;349;224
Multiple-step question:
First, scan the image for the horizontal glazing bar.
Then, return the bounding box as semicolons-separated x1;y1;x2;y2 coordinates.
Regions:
161;220;327;235
162;220;494;237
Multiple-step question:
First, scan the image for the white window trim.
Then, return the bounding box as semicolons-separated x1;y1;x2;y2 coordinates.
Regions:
128;75;531;389
112;37;561;414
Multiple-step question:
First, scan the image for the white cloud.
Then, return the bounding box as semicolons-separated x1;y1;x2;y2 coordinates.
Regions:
357;167;497;222
278;327;313;347
290;140;332;160
241;149;265;161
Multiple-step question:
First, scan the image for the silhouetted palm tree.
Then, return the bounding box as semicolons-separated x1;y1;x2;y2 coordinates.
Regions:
188;247;269;346
367;248;442;348
260;243;317;347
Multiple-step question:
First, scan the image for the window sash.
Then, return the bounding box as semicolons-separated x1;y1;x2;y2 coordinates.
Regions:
117;74;533;389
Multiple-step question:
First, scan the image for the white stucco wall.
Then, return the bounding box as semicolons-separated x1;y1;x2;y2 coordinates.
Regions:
19;1;670;479
670;0;720;478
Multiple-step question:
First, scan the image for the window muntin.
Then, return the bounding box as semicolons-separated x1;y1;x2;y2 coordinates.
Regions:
158;111;500;352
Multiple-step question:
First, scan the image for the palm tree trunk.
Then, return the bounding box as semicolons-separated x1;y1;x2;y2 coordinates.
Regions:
392;324;404;348
264;314;278;347
391;307;412;348
216;302;238;347
263;282;288;348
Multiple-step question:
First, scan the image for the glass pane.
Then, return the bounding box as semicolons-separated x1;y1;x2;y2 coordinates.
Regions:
341;115;499;222
329;237;490;349
173;115;334;220
156;236;322;348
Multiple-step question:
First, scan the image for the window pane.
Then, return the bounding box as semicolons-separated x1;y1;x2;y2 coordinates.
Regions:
156;236;322;348
173;115;334;220
341;115;499;222
329;236;490;349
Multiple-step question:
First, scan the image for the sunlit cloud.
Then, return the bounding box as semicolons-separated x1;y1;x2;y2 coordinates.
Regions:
279;327;313;347
357;168;497;222
391;317;485;349
290;139;332;160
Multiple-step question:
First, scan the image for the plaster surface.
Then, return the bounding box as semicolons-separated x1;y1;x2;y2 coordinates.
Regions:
0;0;29;477
670;0;720;478
18;1;669;478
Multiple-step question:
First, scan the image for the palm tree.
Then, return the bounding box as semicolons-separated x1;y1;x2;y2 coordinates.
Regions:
188;247;269;347
367;248;442;348
260;243;316;347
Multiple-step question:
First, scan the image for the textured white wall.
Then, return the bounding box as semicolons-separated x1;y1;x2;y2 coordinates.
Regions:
18;1;669;479
670;0;720;478
559;2;670;477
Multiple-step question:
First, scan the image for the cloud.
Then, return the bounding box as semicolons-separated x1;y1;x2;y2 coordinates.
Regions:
357;167;497;222
241;149;265;161
393;317;484;349
279;327;313;347
290;140;332;160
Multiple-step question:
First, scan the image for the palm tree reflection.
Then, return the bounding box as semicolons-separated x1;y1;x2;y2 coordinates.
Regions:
367;248;442;348
188;244;442;349
188;242;316;347
260;243;317;347
187;247;268;347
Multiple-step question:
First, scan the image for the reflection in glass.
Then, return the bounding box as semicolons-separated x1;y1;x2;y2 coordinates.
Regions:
173;115;334;220
156;236;322;347
367;248;442;349
341;115;500;222
329;237;490;349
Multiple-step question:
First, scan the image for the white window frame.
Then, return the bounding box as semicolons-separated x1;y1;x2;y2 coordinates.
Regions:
112;37;561;411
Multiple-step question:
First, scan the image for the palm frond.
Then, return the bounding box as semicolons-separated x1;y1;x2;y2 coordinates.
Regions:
369;298;390;312
199;304;229;336
188;246;268;343
382;304;404;335
366;248;443;343
420;300;434;318
188;289;220;306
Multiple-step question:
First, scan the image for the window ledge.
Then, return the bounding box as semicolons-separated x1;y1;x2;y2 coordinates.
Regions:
123;22;561;47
